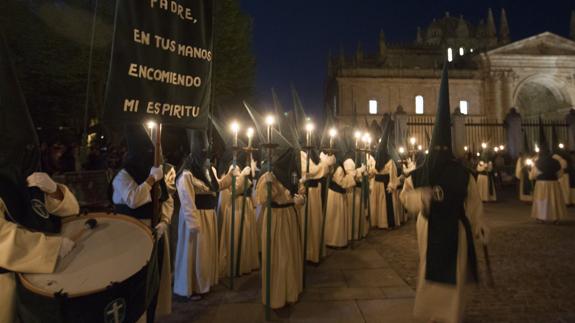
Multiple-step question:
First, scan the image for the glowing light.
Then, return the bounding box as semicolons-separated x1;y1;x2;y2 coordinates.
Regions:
447;47;453;62
246;127;254;138
481;142;487;149
398;147;405;154
559;143;565;149
265;115;275;126
305;122;315;133
535;145;540;153
146;121;157;129
476;152;480;157
464;146;468;151
494;147;499;152
526;158;533;166
409;137;416;145
354;131;362;139
459;47;464;56
499;145;505;150
425;150;429;154
230;121;240;133
418;145;423;150
329;128;337;138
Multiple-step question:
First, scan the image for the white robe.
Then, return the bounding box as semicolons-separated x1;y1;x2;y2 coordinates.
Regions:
324;165;357;247
400;175;485;323
218;170;259;277
529;162;567;222
0;184;79;323
256;172;303;309
370;160;401;229
300;152;330;262
552;154;571;205
476;161;497;202
173;168;231;296
515;157;533;202
111;169;175;317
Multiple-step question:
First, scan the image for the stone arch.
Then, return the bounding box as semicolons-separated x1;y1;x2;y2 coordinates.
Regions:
513;74;572;118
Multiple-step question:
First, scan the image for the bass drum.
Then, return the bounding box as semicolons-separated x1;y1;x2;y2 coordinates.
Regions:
17;213;158;323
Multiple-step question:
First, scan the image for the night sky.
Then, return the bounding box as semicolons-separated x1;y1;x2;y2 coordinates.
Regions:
239;0;574;121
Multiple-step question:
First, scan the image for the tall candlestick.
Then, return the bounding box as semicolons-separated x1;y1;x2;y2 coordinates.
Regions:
265;115;274;144
329;128;337;149
305;122;314;147
231;121;240;147
247;127;254;148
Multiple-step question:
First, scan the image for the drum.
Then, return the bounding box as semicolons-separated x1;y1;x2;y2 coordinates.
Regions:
17;213;158;323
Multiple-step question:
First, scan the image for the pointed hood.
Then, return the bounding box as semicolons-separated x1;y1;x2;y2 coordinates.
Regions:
538;117;550;155
243;102;300;194
123;124;154;184
0;29;63;233
181;129;218;191
414;62;454;186
0;30;40;185
522;129;531;155
375;115;392;171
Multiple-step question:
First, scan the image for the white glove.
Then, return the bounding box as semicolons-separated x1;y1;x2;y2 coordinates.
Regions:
150;166;163;182
241;166;251;176
155;221;168;239
293;194;306;206
299;174;308;184
27;172;58;194
59;237;75;258
229;165;241;177
386;185;395;193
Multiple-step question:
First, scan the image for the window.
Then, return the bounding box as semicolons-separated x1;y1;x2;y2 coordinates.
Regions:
460;100;468;115
447;48;453;62
369;100;378;114
459;47;464;56
415;95;424;115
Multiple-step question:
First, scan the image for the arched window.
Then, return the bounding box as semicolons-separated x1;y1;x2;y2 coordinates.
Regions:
459;47;464;56
369;100;378;114
460;100;468;115
447;48;453;62
415;95;424;115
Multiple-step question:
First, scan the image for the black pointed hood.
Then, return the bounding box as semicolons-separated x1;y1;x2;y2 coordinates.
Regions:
375;114;392;171
538;117;550;156
0;29;62;233
180;129;218;192
123;124;154;184
522;129;531;155
414;63;455;186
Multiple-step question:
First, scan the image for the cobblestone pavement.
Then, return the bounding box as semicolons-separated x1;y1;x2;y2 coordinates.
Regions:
159;188;575;323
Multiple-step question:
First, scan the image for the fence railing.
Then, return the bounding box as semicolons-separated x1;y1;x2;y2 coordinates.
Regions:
405;115;568;151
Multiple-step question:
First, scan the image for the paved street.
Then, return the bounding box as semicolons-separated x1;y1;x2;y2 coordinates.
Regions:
160;188;575;323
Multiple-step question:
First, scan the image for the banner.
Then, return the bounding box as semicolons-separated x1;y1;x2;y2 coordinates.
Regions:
104;0;213;128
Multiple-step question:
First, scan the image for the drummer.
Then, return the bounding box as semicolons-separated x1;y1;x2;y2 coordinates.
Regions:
111;124;174;322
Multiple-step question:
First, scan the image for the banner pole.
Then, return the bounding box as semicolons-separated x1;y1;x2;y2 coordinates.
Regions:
236;149;251;276
151;123;162;229
302;147;311;287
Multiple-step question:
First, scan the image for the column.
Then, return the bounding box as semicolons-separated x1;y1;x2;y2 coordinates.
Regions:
491;71;503;122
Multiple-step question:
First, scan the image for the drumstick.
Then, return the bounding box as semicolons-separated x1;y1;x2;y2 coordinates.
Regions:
71;219;98;242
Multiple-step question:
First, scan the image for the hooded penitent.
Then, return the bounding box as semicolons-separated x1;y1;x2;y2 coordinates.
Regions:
0;30;61;233
180;129;219;193
244;103;301;195
374;115;392;172
535;118;561;179
123;124;155;184
410;63;478;285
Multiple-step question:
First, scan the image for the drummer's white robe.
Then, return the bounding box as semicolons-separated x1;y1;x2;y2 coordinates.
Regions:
0;185;79;323
300;152;330;262
515;157;533;202
256;173;303;309
324;166;358;247
529;164;567;222
174;168;231;296
111;170;175;317
370;160;401;229
400;175;485;323
476;161;497;202
218;172;259;277
552;154;571;205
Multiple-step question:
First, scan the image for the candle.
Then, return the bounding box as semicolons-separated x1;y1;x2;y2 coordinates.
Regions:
329;127;337;149
305;122;314;147
265;115;274;144
247;127;254;148
231;121;240;147
354;131;361;148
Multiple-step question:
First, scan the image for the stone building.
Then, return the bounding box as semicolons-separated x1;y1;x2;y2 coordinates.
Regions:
325;9;575;124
